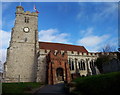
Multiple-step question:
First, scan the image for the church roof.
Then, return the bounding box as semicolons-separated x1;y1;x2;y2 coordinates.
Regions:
39;41;88;53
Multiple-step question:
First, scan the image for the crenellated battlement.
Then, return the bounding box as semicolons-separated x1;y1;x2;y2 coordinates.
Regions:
16;6;38;16
50;51;67;58
39;49;117;57
98;52;117;56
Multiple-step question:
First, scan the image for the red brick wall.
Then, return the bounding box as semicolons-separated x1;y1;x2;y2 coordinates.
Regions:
47;51;71;85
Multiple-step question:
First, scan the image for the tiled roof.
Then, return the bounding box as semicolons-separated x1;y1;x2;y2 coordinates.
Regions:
39;41;88;53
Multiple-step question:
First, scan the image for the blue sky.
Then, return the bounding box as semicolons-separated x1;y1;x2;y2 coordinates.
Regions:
0;2;118;64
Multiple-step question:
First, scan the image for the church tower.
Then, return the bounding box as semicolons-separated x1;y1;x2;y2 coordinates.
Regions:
4;6;39;82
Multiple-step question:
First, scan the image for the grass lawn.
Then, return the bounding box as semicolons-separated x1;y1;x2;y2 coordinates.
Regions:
2;82;42;94
73;72;120;95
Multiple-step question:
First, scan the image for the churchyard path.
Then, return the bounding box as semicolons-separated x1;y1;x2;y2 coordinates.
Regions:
34;83;67;95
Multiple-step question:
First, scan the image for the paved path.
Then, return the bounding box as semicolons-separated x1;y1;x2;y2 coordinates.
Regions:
34;83;67;95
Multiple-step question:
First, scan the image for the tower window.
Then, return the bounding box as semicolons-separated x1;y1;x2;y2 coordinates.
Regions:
25;38;27;42
25;17;29;23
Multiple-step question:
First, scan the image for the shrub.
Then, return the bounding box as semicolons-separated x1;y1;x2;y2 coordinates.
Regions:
73;72;120;95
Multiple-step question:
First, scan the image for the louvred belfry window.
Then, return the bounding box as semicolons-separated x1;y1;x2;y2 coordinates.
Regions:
25;17;29;23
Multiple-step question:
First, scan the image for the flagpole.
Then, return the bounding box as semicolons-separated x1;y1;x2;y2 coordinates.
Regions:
33;2;39;13
34;2;35;11
19;1;21;6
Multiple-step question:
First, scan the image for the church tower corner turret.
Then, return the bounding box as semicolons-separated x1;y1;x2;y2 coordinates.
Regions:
16;6;24;14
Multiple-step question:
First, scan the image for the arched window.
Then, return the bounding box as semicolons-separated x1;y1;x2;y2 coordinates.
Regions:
79;61;82;70
90;61;92;68
71;61;74;70
90;60;94;68
69;59;74;70
78;61;81;70
68;59;71;70
83;62;85;70
92;60;94;67
80;60;86;70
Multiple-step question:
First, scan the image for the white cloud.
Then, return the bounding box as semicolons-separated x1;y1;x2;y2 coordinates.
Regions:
93;3;118;21
77;2;117;22
0;3;2;27
0;30;11;65
0;48;7;72
0;30;11;48
77;35;109;47
39;28;70;44
0;49;7;64
77;28;110;51
80;27;93;36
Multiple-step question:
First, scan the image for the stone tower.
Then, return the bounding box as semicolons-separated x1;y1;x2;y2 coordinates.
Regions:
4;6;39;82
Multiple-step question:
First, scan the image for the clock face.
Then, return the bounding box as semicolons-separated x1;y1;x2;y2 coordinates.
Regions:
23;27;29;33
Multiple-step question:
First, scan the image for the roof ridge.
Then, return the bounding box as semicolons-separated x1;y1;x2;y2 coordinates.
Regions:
39;41;88;53
39;41;84;47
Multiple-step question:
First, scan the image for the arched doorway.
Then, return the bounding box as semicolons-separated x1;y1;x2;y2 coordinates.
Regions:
56;68;64;82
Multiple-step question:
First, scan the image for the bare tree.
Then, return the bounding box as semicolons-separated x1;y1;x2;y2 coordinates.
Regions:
95;44;117;73
95;54;112;73
102;44;116;52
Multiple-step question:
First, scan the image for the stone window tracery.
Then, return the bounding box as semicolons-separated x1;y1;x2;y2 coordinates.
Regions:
71;60;74;70
69;59;74;70
79;60;86;70
68;59;71;70
90;60;94;68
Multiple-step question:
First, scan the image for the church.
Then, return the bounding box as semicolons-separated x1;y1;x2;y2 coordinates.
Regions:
3;6;118;84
